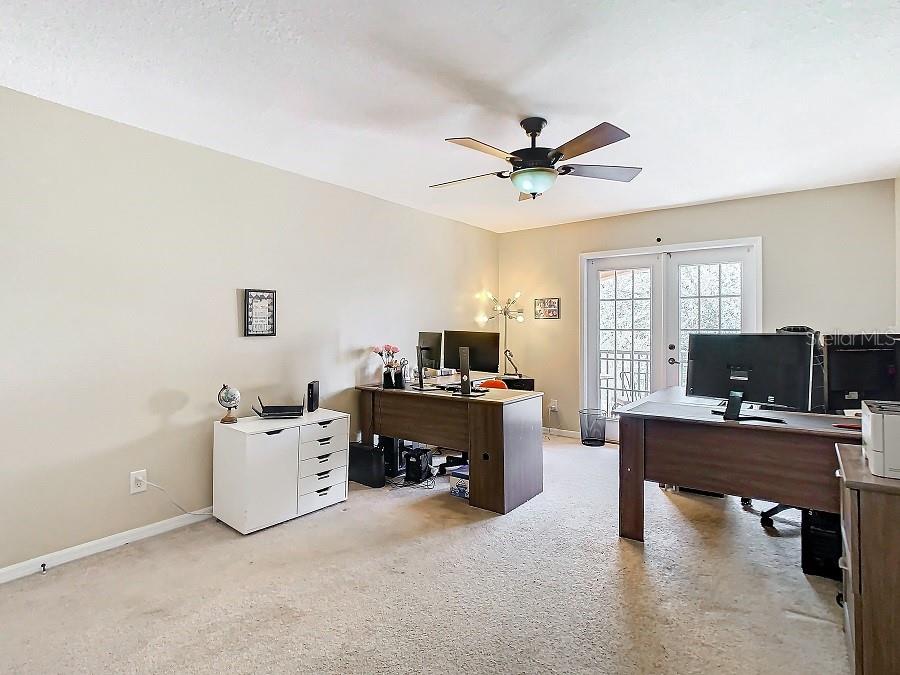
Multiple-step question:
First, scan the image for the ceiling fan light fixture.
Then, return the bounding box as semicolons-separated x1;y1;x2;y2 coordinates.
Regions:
510;167;557;195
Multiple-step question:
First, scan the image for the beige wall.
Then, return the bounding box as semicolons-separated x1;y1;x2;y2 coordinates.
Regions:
896;177;900;324
0;87;498;568
499;181;897;431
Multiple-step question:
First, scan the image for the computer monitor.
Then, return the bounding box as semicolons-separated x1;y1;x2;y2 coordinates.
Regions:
417;332;443;370
686;333;813;411
823;334;900;411
443;330;500;373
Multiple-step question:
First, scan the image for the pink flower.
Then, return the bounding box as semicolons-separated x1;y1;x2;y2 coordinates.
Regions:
390;345;400;354
383;344;392;353
372;346;381;354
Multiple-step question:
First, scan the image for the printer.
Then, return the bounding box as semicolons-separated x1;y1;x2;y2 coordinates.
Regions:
861;401;900;480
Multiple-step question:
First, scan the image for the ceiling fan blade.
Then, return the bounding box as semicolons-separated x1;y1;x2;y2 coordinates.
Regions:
428;172;505;188
559;164;642;182
446;137;518;162
552;123;630;162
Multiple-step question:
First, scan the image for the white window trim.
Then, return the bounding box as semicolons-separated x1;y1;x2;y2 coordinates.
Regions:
578;237;763;413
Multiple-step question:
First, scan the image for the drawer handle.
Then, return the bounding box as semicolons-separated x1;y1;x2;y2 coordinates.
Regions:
265;429;284;436
317;454;331;462
316;486;331;496
317;437;334;445
316;470;331;479
318;420;333;427
838;556;848;571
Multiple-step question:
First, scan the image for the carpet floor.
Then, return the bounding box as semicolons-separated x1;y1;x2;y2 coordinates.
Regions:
0;438;849;674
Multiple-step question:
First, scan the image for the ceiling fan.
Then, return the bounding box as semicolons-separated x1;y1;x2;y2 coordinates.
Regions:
429;117;641;200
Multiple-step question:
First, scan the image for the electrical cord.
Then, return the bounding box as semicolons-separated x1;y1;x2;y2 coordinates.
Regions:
385;475;437;490
144;479;211;516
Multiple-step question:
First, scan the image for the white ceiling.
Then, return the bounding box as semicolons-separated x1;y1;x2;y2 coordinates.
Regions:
2;1;899;233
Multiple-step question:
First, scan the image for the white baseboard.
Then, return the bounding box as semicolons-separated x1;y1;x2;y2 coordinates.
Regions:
542;427;581;439
0;508;212;586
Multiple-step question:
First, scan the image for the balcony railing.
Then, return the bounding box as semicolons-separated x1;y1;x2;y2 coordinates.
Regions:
598;349;651;417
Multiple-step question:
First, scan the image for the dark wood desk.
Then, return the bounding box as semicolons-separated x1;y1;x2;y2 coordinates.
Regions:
356;384;544;514
617;387;861;541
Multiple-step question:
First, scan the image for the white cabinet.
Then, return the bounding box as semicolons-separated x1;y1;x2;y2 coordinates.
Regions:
213;409;350;534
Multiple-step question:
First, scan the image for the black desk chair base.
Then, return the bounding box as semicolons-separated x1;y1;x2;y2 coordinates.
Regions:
760;503;796;527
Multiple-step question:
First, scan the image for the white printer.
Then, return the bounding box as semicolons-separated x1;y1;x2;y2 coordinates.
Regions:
861;401;900;480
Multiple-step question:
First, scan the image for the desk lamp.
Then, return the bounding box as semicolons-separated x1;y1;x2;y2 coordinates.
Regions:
476;290;525;375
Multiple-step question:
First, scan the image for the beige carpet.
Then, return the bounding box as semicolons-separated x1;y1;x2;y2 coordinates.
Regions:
0;438;849;674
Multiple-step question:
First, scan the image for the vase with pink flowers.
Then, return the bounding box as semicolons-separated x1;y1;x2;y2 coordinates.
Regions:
372;344;402;388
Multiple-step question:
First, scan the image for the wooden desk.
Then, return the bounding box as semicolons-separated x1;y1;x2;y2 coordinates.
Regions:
617;387;861;541
356;384;544;514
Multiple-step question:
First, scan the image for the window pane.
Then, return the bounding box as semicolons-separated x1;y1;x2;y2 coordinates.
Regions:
721;296;741;329
679;265;698;297
699;264;720;296
721;262;742;295
599;301;615;330
679;298;699;330
599;271;616;300
615;270;633;299
616;330;633;352
699;297;720;330
634;330;650;352
615;300;633;329
633;299;650;329
599;330;615;350
633;269;651;298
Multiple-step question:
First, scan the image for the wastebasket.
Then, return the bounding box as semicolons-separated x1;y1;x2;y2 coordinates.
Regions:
579;409;608;446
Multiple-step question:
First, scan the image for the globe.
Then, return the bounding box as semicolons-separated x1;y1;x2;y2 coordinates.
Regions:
218;384;241;410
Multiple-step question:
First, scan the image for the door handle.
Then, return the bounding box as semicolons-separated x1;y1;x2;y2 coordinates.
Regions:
668;357;680;365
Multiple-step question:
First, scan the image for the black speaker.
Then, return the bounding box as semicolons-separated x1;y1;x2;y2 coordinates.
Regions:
405;447;434;483
459;347;471;396
307;380;319;413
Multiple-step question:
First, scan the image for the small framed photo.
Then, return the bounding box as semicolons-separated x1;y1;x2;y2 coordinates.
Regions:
534;297;560;320
244;289;276;336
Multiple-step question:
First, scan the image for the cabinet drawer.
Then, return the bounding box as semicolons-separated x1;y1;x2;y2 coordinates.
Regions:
299;466;346;496
301;416;349;443
300;449;348;477
298;482;346;516
300;433;349;460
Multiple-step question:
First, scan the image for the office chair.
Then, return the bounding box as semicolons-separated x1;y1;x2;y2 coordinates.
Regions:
480;379;508;389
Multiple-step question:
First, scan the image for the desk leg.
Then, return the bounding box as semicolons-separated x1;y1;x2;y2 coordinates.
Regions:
359;390;375;446
619;416;645;542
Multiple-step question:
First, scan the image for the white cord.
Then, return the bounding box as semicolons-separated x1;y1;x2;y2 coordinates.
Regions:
144;479;211;516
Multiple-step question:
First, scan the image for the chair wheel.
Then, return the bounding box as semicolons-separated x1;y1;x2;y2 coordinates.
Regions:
761;516;774;527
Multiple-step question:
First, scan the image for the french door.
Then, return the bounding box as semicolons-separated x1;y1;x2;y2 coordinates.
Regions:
583;240;760;437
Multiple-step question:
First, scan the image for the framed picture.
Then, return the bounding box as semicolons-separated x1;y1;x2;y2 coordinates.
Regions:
534;297;560;319
244;289;276;336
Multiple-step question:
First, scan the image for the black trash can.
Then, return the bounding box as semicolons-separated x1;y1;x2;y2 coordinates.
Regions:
349;442;386;487
579;409;609;446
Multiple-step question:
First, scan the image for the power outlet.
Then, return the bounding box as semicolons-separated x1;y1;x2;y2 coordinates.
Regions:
130;469;147;494
549;399;559;412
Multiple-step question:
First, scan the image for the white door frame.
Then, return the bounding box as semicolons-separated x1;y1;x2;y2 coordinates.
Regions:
579;237;763;414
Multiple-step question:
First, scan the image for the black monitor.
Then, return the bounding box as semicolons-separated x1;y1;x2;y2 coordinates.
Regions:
686;333;813;411
823;334;900;411
417;331;443;370
444;330;500;372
